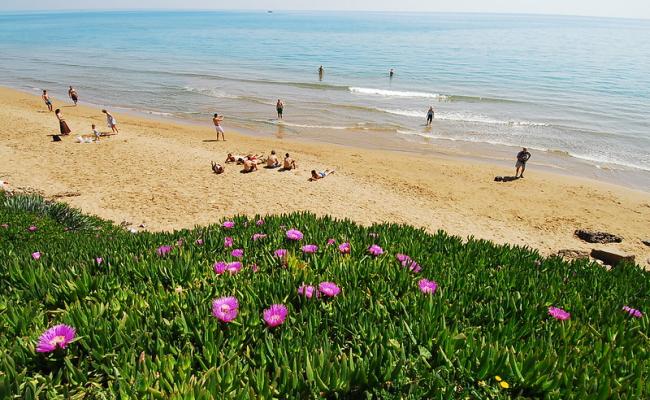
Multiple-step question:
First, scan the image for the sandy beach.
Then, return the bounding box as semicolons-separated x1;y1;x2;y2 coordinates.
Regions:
1;86;649;264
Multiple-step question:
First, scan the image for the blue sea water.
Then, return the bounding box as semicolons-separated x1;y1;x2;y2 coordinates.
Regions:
1;10;649;175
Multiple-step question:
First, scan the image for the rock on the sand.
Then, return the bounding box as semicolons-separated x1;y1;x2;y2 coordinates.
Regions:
556;249;590;261
642;240;650;247
590;249;635;267
575;230;622;244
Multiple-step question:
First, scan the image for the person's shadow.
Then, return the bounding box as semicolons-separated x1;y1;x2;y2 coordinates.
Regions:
494;176;519;182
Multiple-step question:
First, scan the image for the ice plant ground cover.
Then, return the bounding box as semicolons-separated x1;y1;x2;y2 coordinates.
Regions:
0;194;649;399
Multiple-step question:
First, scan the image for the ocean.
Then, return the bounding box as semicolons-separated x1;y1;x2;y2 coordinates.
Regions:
1;10;649;183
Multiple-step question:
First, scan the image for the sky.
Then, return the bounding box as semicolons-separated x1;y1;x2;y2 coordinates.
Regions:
0;0;649;20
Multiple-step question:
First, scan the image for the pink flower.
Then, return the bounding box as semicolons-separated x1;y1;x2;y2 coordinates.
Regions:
28;225;37;232
32;251;41;260
622;306;643;318
224;237;233;248
95;257;103;265
36;324;76;353
327;238;336;246
256;219;265;226
251;263;259;272
418;279;438;294
195;239;204;245
222;221;235;229
548;306;571;321
157;245;172;257
318;282;341;297
1;223;8;229
263;304;288;328
176;239;184;247
298;284;318;299
396;253;421;273
214;261;242;275
252;233;267;241
231;248;244;258
301;244;318;254
338;242;351;254
212;297;239;323
274;249;288;258
368;244;383;256
286;229;304;241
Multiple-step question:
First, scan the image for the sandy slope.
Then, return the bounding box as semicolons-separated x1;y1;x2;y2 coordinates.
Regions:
1;86;648;264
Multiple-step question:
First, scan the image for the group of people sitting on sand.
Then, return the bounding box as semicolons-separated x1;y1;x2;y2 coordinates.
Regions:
224;151;298;173
213;150;334;181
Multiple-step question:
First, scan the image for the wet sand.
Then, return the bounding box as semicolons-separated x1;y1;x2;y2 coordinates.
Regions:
1;86;649;264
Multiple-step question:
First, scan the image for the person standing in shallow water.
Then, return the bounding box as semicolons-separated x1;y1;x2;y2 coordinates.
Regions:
426;106;434;126
213;113;225;141
515;147;531;178
389;68;394;78
55;109;71;135
318;65;324;81
68;86;78;105
42;90;53;112
276;99;284;119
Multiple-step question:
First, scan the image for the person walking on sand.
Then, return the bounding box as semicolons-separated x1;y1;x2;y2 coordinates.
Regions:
515;147;531;178
426;106;434;126
68;86;78;105
276;99;284;120
102;109;119;134
42;90;53;112
55;109;71;135
213;113;225;141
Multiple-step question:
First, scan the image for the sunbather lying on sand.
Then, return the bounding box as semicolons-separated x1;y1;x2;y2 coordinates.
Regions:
211;161;224;174
242;159;258;173
310;169;335;181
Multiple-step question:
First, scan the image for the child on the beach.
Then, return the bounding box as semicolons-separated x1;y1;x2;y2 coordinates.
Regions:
92;124;101;141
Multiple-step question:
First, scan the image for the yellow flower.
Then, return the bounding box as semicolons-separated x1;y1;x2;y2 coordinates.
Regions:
478;380;486;387
495;376;502;382
499;381;510;389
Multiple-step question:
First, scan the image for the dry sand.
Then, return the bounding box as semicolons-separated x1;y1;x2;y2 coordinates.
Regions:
1;86;649;264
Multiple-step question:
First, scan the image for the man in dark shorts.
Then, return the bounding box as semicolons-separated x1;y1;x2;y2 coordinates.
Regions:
515;147;531;178
276;99;283;119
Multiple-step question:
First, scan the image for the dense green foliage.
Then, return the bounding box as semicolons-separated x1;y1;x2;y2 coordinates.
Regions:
0;193;648;399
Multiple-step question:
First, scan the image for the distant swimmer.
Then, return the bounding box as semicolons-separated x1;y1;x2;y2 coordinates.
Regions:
276;99;284;120
213;113;225;141
515;147;531;178
68;86;78;105
389;68;394;78
318;65;324;80
42;90;53;112
55;109;71;135
102;109;119;134
426;106;434;126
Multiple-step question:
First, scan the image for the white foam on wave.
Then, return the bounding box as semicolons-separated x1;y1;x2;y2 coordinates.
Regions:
273;121;348;130
350;87;447;100
397;130;650;172
382;108;549;127
183;86;239;99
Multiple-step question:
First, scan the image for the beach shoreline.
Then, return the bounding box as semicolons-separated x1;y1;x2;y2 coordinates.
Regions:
1;85;649;264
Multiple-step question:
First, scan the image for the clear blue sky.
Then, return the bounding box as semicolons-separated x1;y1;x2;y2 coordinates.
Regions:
1;0;649;20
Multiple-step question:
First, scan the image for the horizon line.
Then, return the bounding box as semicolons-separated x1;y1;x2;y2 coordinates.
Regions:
0;8;649;22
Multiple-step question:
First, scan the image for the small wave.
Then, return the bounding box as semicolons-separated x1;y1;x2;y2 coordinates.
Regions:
381;109;549;127
350;87;448;100
142;110;174;117
183;86;240;99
